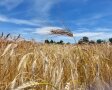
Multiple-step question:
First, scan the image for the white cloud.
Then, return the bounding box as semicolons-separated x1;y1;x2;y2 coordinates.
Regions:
0;0;60;17
0;0;61;26
0;0;61;28
94;28;112;32
76;15;102;26
33;26;63;35
72;27;112;32
0;0;23;10
73;27;112;40
74;32;112;40
75;13;112;26
74;32;103;37
0;15;42;26
90;33;112;40
29;0;60;17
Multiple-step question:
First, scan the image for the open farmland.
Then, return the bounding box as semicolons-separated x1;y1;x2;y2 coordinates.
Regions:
0;39;112;90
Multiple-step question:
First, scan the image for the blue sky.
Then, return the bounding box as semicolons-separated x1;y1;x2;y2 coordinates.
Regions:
0;0;112;43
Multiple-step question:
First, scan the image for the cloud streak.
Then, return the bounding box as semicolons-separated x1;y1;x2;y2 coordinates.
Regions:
0;0;61;27
74;32;112;40
73;27;112;40
0;15;42;26
74;32;103;37
0;0;23;10
75;12;112;26
29;0;60;18
33;26;63;35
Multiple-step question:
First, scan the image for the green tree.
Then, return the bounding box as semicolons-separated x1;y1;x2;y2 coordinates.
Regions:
59;40;63;44
97;39;103;44
82;36;89;42
109;38;112;43
50;40;54;43
56;40;64;44
45;39;49;43
78;39;83;44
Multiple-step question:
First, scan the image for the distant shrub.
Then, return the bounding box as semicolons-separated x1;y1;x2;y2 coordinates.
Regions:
109;38;112;43
89;40;95;44
82;36;89;42
97;39;104;44
45;39;49;43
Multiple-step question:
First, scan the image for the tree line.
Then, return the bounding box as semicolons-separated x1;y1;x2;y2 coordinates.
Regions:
78;37;112;44
44;37;112;44
45;39;67;44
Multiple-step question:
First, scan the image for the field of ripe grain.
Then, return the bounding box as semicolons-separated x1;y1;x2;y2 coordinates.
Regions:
0;40;112;90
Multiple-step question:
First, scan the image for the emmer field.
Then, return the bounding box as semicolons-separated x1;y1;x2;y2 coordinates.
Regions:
0;38;112;90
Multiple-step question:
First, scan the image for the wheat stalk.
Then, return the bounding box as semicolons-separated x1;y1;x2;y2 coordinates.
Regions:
13;81;57;90
50;29;73;37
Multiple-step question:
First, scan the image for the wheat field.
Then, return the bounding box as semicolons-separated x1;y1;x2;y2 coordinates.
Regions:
0;39;112;90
